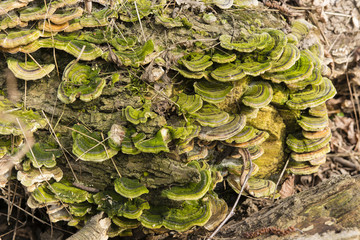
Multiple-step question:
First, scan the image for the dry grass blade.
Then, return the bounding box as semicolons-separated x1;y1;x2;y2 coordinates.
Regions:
272;157;290;201
41;111;79;182
208;149;253;240
134;1;146;43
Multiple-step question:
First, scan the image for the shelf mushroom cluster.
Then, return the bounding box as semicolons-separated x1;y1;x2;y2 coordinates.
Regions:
0;0;336;237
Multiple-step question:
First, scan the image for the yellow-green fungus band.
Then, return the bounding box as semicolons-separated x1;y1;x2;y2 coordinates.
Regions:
286;131;332;153
194;80;233;104
268;43;300;73
298;114;329;131
287;161;320;175
286;77;337;110
162;167;211;200
7;58;55;81
50;181;90;204
114;177;149;199
173;93;203;114
26;142;61;168
262;51;314;84
199;114;246;141
191;104;230;127
242;81;273;108
181;53;213;72
71;124;118;162
291;144;330;161
211;63;246;82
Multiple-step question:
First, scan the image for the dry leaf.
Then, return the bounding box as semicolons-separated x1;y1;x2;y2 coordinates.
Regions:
279;175;295;199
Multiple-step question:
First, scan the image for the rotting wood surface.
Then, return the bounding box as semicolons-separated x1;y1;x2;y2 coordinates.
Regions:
215;175;360;239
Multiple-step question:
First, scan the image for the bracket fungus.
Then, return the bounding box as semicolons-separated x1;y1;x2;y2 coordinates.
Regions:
57;60;106;104
7;58;55;81
71;124;118;162
0;1;338;237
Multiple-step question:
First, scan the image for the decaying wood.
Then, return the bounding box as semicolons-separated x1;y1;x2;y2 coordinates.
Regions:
67;212;111;240
215;175;360;239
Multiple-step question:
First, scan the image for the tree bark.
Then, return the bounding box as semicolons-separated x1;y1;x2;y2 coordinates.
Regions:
215;175;360;240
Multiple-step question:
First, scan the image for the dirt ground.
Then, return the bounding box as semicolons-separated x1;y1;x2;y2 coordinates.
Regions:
1;0;360;239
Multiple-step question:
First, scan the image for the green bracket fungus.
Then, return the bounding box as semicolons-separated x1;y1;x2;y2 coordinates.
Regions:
309;103;328;117
180;53;213;72
47;205;72;223
31;184;59;205
0;29;40;48
246;178;276;198
69;202;93;217
121;130;141;155
194;80;233;104
50;7;84;25
186;146;209;162
19;6;54;22
291;19;313;42
227;175;275;197
173;93;203;114
239;61;272;76
298;114;329;132
133;128;171;153
291;144;330;162
162;161;211;201
262;51;314;84
112;216;140;229
268;43;300;73
7;58;55;81
155;14;184;28
50;181;91;203
204;192;228;231
109;36;137;51
55;36;103;60
286;77;337;110
93;190;150;219
71;124;118;162
287;161;320;175
124;104;157;125
114;177;149;199
242;81;273;108
198;114;246;141
212;51;237;64
80;8;116;28
260;28;287;61
228;130;269;148
286;131;332;153
117;0;152;22
248;145;265;160
191;104;230;127
211;62;246;82
172;66;208;79
139;200;211;231
302;126;331;139
17;166;63;187
219;33;270;53
0;0;31;15
0;98;47;135
0;2;339;235
0;12;26;30
228;162;260;176
57;60;106;104
26;142;61;168
107;40;155;67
